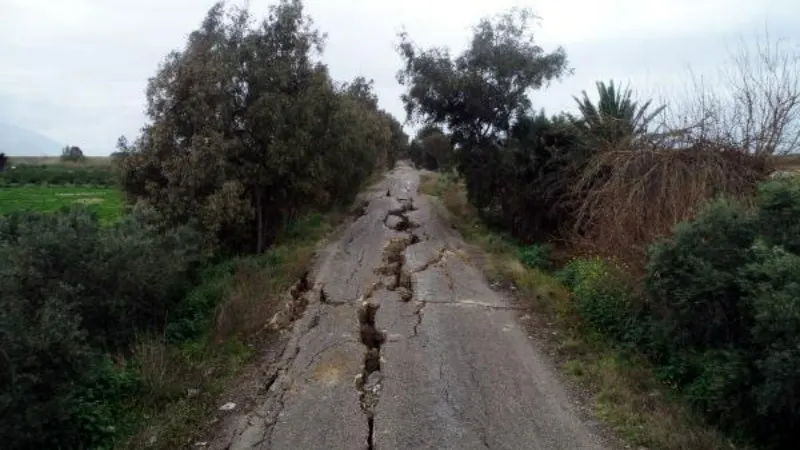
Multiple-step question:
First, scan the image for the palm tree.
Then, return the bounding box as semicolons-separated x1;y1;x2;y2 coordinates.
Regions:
573;80;665;146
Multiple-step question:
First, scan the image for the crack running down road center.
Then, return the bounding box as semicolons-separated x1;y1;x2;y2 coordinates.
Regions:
211;162;609;450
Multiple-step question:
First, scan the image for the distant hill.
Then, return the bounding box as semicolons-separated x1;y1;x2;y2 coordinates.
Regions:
0;123;63;156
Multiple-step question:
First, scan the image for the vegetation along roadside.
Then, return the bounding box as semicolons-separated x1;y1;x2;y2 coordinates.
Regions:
421;172;740;450
0;1;407;449
405;5;799;449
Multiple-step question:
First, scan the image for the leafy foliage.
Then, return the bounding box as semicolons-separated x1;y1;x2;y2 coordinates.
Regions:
518;243;552;270
0;153;7;171
573;80;665;147
641;178;800;448
494;112;585;240
119;1;405;254
397;5;794;449
397;8;569;148
556;178;800;448
0;207;207;448
559;257;642;344
646;199;757;350
756;177;800;252
2;2;409;448
397;7;571;223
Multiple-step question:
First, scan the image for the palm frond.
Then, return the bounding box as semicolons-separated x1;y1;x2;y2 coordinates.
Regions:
573;79;665;145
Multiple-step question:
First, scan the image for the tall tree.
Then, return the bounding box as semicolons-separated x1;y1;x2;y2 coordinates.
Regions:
396;7;570;207
380;111;410;167
119;0;394;253
397;8;569;149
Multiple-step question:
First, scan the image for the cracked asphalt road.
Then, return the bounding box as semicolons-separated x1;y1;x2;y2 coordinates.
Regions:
213;162;609;450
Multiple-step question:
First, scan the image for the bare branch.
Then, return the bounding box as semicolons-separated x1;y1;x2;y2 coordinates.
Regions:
657;31;799;155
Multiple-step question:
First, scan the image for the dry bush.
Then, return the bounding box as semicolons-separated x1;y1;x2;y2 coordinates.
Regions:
421;172;476;223
442;181;474;221
571;142;770;272
773;153;800;171
659;32;800;156
419;172;439;196
211;264;284;343
133;339;191;404
211;245;315;343
577;31;798;272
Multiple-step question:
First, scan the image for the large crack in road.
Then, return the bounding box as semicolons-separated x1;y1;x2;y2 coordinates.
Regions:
210;162;611;450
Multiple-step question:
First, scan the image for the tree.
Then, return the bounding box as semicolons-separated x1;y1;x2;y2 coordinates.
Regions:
0;207;206;448
408;125;454;171
397;8;569;149
340;77;409;168
119;1;395;254
573;80;665;147
396;7;570;208
60;145;85;162
380;111;410;167
344;76;379;110
0;152;7;171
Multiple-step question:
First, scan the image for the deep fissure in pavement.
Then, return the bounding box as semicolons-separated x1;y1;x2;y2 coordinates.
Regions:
355;196;422;449
384;198;418;232
377;198;419;301
265;271;311;331
356;299;385;450
374;235;416;296
319;285;328;303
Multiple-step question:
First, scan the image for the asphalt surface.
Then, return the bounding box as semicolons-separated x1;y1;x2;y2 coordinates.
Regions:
214;162;609;450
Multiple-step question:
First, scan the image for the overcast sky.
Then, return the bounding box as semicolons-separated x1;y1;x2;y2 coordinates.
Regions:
1;0;798;155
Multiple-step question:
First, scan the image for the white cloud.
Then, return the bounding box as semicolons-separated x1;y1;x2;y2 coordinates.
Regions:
0;0;797;154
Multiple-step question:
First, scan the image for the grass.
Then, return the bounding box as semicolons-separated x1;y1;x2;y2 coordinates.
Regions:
0;185;124;223
420;171;737;450
117;211;345;450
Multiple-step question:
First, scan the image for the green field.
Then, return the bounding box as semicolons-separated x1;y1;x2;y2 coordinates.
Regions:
0;185;124;223
8;156;113;166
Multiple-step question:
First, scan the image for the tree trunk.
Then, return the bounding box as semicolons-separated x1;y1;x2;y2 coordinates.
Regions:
255;188;264;254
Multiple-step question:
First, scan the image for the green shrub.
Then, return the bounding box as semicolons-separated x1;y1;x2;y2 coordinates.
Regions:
166;260;240;342
757;178;800;253
63;356;142;447
0;208;207;351
0;207;207;448
467;112;582;242
742;244;800;439
519;243;552;270
559;257;642;344
643;180;800;448
646;199;757;350
0;293;90;448
0;298;140;448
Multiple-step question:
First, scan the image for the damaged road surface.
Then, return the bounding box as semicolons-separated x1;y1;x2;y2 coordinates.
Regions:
212;162;609;450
